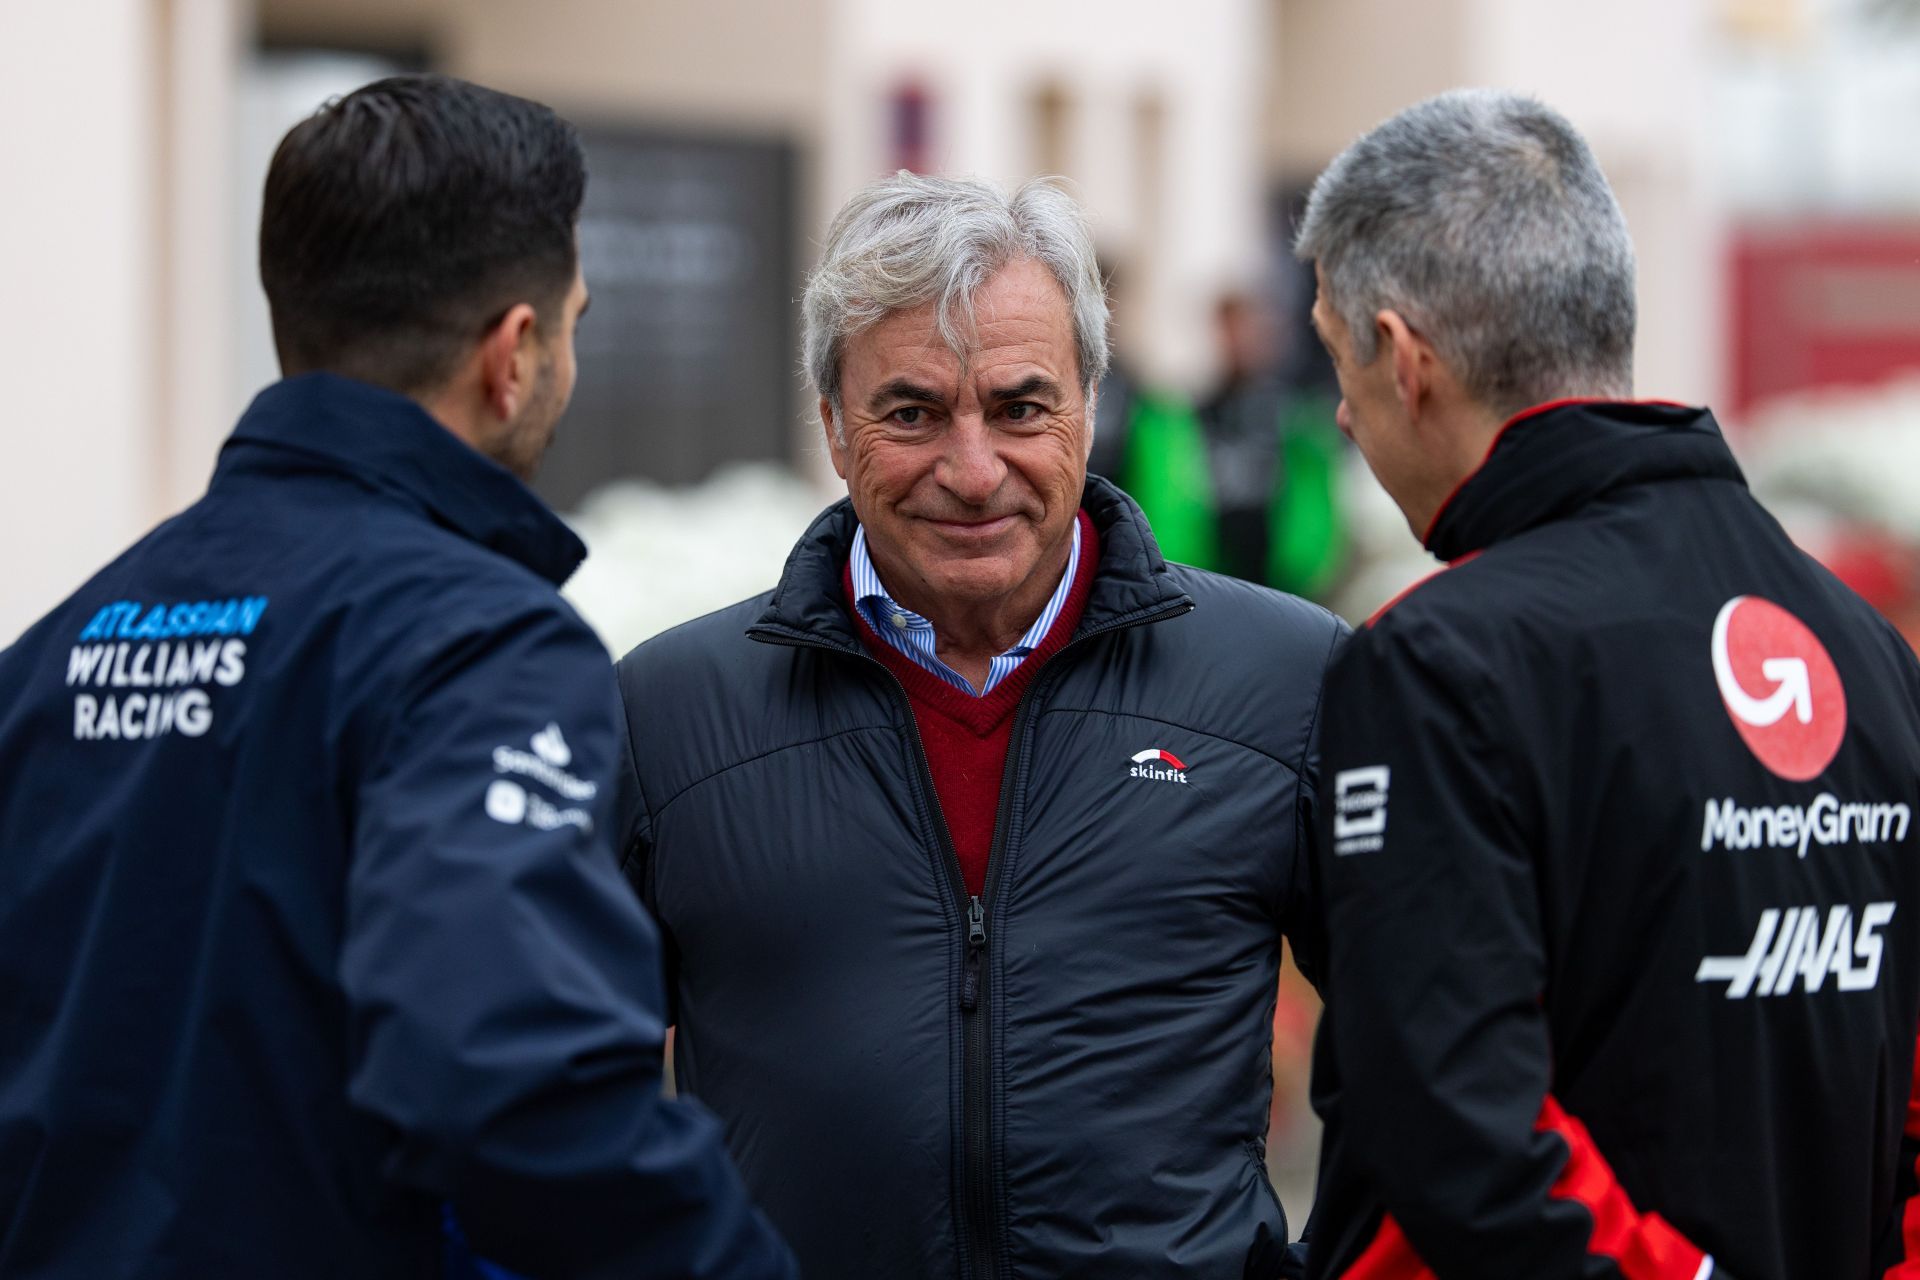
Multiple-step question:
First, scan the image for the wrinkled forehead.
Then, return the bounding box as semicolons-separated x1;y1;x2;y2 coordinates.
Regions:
845;259;1080;397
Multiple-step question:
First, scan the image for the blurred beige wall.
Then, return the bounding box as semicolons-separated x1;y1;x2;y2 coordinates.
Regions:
261;0;829;135
2;2;164;645
1272;0;1471;173
1270;0;1724;409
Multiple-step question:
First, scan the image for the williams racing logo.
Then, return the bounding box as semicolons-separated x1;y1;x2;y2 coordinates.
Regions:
1711;595;1847;781
65;596;269;741
1129;748;1190;784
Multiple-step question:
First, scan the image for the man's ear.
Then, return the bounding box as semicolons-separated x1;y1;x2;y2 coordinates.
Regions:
820;396;850;480
1376;308;1432;424
479;303;540;423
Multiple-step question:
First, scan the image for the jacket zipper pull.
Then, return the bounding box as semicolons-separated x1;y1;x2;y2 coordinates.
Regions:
960;895;987;1012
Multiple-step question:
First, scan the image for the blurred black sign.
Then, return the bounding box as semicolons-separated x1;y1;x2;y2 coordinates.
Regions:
536;127;799;510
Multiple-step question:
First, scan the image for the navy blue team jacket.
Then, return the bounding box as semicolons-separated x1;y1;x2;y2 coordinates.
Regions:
0;374;794;1279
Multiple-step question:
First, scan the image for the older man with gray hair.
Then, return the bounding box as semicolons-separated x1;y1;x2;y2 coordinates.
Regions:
610;172;1344;1278
1297;90;1920;1280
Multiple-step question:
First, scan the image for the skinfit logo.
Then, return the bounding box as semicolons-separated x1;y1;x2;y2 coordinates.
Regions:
1129;748;1189;784
1711;595;1847;781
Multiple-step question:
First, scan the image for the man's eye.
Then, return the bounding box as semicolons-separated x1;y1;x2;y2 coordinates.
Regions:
1004;403;1040;423
891;406;925;426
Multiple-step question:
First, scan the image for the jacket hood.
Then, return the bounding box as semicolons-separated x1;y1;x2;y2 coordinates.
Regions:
1424;399;1748;563
215;372;587;586
750;474;1193;647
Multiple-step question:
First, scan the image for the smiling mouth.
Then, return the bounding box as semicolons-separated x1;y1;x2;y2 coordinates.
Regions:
923;514;1018;537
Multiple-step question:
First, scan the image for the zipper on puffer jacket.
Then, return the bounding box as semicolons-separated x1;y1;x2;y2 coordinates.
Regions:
751;595;1190;1280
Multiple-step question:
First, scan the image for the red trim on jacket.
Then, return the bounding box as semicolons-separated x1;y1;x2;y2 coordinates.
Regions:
1536;1096;1707;1280
1338;1095;1709;1280
1339;1214;1434;1279
1884;1031;1920;1278
1419;398;1695;551
1363;551;1482;629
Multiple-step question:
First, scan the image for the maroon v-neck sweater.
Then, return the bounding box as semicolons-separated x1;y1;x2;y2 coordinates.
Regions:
845;512;1099;896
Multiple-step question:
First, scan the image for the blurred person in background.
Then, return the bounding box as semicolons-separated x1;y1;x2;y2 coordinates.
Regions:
611;171;1346;1279
1295;88;1920;1280
1090;276;1346;602
1088;259;1218;568
0;75;792;1280
1195;292;1345;601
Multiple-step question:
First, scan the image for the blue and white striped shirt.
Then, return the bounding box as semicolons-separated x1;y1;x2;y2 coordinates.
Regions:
850;519;1082;697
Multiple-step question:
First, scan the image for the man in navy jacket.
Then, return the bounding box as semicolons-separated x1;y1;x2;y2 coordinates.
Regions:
0;75;792;1279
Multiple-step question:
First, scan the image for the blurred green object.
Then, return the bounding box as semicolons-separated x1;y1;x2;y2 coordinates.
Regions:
1267;394;1346;600
1118;390;1218;570
1110;386;1345;601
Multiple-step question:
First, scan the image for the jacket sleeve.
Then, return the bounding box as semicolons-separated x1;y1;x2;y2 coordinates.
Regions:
612;696;680;1024
1316;616;1717;1280
1284;614;1349;991
342;603;795;1280
1877;1031;1920;1276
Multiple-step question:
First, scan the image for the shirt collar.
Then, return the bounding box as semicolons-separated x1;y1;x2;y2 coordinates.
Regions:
214;372;586;586
850;517;1083;658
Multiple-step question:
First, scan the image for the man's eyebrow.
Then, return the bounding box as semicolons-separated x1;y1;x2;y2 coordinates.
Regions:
986;374;1064;403
866;378;946;413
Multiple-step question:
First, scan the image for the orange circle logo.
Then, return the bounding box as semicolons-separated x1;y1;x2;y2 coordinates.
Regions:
1711;595;1847;781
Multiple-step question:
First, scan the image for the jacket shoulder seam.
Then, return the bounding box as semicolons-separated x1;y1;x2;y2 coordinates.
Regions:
649;722;896;822
1295;616;1346;793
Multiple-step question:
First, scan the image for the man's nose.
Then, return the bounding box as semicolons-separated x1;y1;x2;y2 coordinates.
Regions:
936;414;1006;505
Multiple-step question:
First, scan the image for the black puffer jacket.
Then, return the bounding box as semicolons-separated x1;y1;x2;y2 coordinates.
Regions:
613;478;1346;1279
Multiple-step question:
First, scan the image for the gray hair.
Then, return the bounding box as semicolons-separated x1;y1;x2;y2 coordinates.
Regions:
1294;89;1636;416
802;172;1109;433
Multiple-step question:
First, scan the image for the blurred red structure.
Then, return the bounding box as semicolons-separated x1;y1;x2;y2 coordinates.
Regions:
1813;526;1920;652
1730;223;1920;418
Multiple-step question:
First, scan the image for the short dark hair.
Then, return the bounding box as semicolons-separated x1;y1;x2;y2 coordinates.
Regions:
259;74;586;394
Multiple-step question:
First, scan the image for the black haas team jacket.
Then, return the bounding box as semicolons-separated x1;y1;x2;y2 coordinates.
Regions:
1306;400;1920;1280
613;478;1347;1280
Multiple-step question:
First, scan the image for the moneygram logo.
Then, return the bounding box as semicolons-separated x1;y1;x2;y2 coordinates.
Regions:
1711;595;1846;781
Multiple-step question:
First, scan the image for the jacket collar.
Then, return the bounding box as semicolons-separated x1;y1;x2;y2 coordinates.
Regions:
750;474;1192;650
214;372;586;586
1424;399;1748;563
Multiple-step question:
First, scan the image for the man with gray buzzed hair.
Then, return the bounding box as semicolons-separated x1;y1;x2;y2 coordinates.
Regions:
611;169;1346;1278
1297;87;1637;429
1296;90;1920;1280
